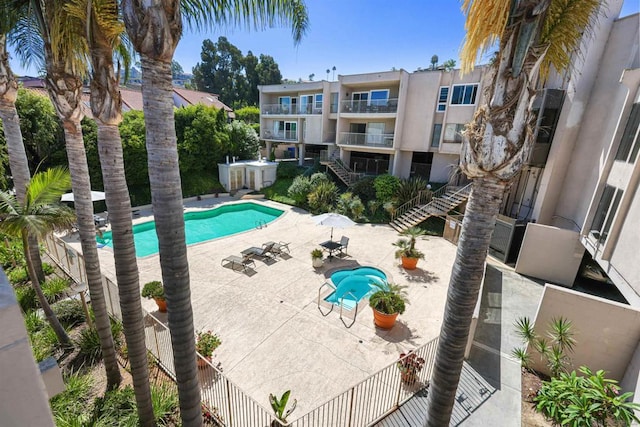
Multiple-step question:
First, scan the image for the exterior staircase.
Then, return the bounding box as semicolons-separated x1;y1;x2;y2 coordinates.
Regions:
320;150;365;186
390;183;472;232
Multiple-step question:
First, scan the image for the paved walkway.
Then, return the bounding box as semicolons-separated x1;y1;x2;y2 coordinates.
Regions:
376;262;545;426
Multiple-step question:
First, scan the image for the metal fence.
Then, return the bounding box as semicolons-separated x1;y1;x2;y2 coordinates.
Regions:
43;234;439;426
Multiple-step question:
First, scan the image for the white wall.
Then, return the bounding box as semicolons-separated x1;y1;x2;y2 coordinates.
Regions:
430;153;459;183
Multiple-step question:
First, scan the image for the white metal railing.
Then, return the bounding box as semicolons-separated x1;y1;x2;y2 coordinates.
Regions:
340;132;394;148
262;103;322;115
262;130;298;141
43;234;440;426
340;98;398;114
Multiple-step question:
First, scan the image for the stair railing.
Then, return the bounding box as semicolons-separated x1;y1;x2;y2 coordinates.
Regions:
391;184;449;222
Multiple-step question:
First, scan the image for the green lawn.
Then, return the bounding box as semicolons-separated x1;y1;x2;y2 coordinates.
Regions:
260;178;296;205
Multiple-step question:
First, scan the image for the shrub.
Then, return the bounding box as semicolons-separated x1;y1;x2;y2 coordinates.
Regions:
7;266;29;285
29;325;59;362
92;386;138;427
196;330;222;357
151;384;180;425
141;280;164;300
534;367;640;426
276;162;302;179
309;172;329;186
52;299;86;328
76;320;123;365
50;371;94;425
349;176;377;203
42;277;69;303
308;181;338;213
0;235;25;268
287;175;312;205
396;177;429;207
42;262;55;276
373;174;401;202
336;192;364;220
15;285;38;312
24;310;45;333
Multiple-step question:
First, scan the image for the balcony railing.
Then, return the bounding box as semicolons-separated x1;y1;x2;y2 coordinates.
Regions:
340;98;398;114
261;103;322;115
263;130;298;141
340;132;394;148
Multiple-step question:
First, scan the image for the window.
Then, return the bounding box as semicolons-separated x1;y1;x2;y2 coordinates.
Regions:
274;121;297;139
314;93;323;112
451;84;478;105
432;124;442;147
590;185;624;244
437;87;449;111
370;89;389;106
615;103;640;164
330;92;339;113
443;123;465;143
299;95;313;114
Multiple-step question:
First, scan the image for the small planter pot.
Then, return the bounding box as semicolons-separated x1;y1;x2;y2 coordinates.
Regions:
312;258;324;268
401;256;419;270
372;309;399;329
154;298;167;313
197;355;212;369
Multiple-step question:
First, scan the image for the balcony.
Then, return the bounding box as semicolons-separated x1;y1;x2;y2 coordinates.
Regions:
340;99;398;114
263;130;298;141
261;103;322;115
340;132;394;148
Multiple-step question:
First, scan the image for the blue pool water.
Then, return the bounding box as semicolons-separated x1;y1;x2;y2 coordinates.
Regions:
97;202;283;257
324;267;388;311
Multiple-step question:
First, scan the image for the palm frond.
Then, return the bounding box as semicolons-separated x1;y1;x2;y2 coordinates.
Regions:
48;0;89;77
7;10;45;70
539;0;601;78
182;0;309;46
460;0;511;73
26;167;72;209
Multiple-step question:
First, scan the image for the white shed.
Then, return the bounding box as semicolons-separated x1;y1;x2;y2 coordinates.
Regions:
218;159;278;192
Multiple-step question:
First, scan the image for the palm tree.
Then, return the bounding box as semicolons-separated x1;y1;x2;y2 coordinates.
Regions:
121;1;308;424
0;10;47;284
425;0;602;424
64;0;155;420
8;0;123;390
0;167;74;344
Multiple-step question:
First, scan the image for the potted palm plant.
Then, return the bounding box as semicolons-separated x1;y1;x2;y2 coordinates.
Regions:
369;283;408;329
393;226;426;270
311;248;324;268
141;280;166;312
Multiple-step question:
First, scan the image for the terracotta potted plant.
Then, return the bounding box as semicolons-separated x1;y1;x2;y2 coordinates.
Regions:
393;226;426;270
369;283;407;329
141;280;166;312
195;330;221;368
311;248;324;268
397;351;426;385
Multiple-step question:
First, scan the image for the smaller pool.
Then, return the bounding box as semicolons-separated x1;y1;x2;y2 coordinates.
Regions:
324;267;387;311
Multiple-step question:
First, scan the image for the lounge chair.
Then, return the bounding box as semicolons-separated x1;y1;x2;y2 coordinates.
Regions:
338;236;349;256
221;255;256;272
262;241;290;256
242;242;276;260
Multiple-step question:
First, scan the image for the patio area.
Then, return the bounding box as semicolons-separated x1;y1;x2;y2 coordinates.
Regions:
63;197;457;416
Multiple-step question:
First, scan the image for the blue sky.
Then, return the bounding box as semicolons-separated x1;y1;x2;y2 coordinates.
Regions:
10;0;640;80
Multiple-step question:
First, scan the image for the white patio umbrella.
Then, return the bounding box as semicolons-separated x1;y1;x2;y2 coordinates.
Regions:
311;213;356;241
60;191;106;202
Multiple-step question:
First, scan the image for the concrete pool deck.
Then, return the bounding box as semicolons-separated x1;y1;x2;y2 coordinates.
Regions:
65;197;458;415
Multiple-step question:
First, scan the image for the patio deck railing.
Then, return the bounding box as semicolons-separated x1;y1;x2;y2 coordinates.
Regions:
43;233;439;426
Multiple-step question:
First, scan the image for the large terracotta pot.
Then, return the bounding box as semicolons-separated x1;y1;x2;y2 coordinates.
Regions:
401;256;419;270
154;297;167;312
372;309;399;329
197;355;212;369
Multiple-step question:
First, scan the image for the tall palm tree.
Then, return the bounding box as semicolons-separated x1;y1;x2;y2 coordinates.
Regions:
425;0;601;424
65;0;154;421
121;1;308;425
0;167;74;344
8;0;123;390
0;10;46;283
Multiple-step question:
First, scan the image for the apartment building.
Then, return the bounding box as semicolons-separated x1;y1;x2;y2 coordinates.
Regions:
258;66;487;182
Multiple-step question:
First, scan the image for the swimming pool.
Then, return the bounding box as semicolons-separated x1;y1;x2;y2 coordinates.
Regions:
324;267;388;311
97;202;283;257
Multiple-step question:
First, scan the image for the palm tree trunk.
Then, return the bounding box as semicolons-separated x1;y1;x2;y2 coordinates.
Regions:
0;34;46;283
141;54;201;427
425;177;506;426
97;122;154;420
21;230;70;345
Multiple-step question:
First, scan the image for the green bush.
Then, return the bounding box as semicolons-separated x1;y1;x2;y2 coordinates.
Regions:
308;181;338;213
29;325;59;362
50;371;94;425
15;285;38;312
42;262;55;276
374;174;401;202
287;175;312;205
309;172;330;185
76;320;123;365
276;162;302;179
42;277;69;303
336;192;365;220
151;383;180;424
52;299;86;328
7;266;29;285
534;366;640;426
349;176;377;203
23;310;45;333
0;234;25;268
92;386;138;427
396;177;429;207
